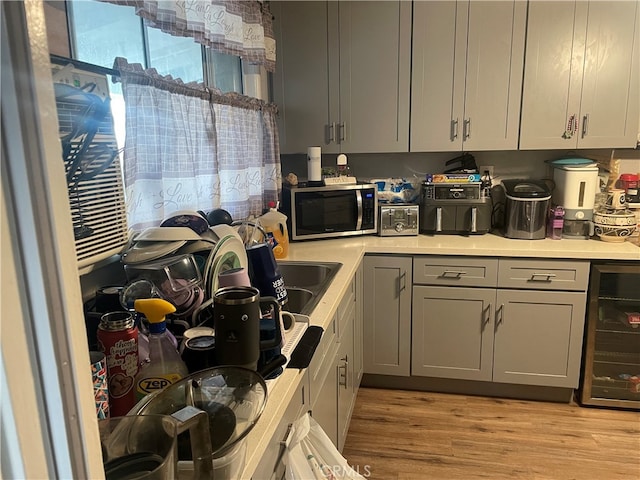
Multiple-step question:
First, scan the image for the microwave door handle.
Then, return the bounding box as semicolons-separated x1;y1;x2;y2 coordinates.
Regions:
355;190;363;230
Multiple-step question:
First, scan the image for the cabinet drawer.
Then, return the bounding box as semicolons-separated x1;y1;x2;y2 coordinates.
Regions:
413;257;498;287
498;259;589;291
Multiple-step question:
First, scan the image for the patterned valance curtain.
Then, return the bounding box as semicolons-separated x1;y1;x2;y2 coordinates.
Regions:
101;0;276;71
113;57;281;231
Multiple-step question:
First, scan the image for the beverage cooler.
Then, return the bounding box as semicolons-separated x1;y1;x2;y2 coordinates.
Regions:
579;263;640;410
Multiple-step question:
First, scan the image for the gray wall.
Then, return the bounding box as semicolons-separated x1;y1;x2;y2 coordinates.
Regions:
281;148;640;185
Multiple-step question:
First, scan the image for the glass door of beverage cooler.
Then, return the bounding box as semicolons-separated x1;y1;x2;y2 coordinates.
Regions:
580;264;640;410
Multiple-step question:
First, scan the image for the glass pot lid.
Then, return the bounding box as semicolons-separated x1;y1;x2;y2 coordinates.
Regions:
131;366;267;459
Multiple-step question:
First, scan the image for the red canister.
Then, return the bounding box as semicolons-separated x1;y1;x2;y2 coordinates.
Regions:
97;311;139;416
619;173;639;204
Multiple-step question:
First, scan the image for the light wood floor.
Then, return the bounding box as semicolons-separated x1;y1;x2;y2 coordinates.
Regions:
342;387;640;480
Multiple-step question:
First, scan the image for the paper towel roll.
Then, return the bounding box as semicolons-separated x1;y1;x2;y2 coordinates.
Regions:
307;146;322;182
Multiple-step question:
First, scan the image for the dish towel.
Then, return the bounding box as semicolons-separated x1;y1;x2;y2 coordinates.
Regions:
286;326;324;369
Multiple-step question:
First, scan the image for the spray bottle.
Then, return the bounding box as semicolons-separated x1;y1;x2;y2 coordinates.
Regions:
259;201;289;259
134;298;188;401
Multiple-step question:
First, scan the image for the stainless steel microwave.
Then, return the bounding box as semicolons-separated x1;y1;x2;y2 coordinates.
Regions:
281;183;378;240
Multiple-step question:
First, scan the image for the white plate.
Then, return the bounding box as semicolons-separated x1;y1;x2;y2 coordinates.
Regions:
135;226;202;242
207;236;248;297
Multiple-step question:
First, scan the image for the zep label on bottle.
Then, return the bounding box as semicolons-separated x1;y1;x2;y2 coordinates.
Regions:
136;374;183;401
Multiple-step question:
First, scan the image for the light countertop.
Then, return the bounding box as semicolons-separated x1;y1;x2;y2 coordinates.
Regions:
240;233;639;478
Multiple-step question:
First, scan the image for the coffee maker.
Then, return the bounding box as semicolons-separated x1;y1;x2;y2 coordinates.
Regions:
552;164;599;239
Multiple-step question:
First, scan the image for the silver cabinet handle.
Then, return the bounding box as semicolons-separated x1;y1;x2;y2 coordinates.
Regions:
436;207;443;232
442;270;466;278
496;303;504;326
339;355;348;388
399;271;407;293
482;304;491;329
338;122;346;142
463;118;471;140
530;273;556;282
470;206;477;233
581;114;589;138
450;118;459;141
327;122;336;143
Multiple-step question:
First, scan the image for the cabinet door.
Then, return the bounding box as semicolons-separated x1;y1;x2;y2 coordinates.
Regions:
521;1;640;149
336;310;354;452
338;1;411;153
493;289;586;388
353;262;363;389
577;1;640;148
412;286;495;381
462;1;526;151
271;1;338;154
251;375;307;480
520;1;587;149
311;351;338;446
411;1;466;151
363;256;412;376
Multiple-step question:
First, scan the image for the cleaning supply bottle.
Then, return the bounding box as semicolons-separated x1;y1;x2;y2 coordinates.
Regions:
259;201;289;259
134;298;188;402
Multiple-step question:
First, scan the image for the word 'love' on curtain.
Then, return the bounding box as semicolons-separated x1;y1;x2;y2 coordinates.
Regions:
113;57;280;232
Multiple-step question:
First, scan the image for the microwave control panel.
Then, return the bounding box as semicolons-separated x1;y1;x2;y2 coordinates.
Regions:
378;204;419;236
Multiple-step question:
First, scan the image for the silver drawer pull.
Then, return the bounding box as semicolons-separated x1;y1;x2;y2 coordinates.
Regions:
441;270;467;278
530;273;557;282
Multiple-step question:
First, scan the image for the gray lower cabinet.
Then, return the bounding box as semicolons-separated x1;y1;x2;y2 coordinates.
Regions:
412;286;495;381
252;264;364;478
363;255;413;376
313;266;363;451
251;376;307;480
411;256;589;389
412;286;587;387
312;347;339;445
493;289;586;387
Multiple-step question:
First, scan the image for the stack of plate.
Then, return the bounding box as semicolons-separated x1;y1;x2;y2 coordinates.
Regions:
121;224;248;299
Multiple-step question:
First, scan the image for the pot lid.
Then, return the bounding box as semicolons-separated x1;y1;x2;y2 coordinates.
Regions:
546;157;597;167
502;179;551;198
131;366;267;458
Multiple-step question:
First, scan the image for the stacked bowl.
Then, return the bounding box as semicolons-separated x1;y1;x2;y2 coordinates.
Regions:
593;190;636;242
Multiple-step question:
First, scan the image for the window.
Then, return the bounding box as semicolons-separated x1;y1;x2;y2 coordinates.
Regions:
67;0;245;94
67;0;256;152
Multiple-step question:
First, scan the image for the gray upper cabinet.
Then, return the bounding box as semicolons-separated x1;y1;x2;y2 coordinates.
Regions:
272;1;411;154
410;1;526;152
520;1;640;149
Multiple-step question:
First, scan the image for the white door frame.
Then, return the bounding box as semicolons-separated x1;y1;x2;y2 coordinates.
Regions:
1;1;103;478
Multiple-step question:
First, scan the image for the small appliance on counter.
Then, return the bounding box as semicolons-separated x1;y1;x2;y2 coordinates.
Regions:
281;183;378;240
420;177;492;235
378;204;419;236
502;179;552;240
550;160;599;239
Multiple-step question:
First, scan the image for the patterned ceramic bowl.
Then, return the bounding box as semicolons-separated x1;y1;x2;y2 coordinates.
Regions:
593;210;637;227
594;224;636;242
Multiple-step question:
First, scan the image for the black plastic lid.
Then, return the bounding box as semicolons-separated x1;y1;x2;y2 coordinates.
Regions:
502;179;551;198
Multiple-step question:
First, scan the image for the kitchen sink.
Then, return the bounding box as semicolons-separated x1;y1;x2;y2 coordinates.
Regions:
278;261;342;315
277;262;341;289
282;287;314;315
